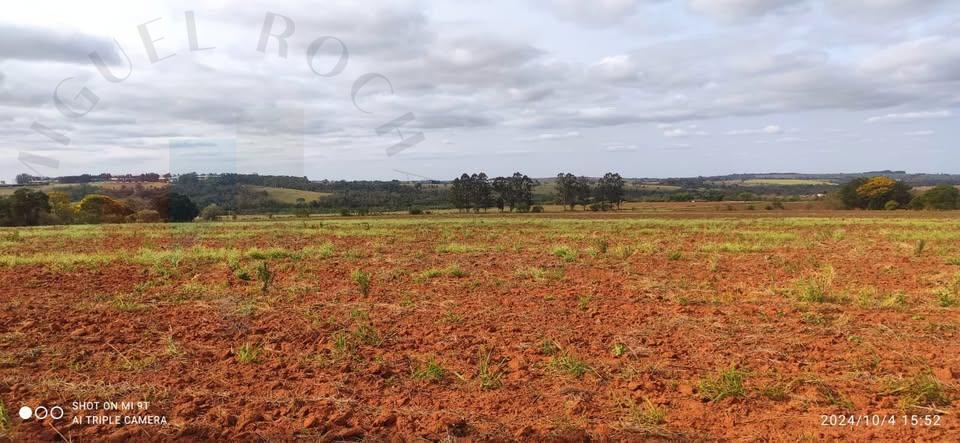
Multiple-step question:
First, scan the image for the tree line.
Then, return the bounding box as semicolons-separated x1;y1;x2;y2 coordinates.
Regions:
0;189;201;227
448;172;626;212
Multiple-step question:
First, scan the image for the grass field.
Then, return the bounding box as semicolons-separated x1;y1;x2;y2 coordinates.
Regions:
712;178;838;186
241;185;331;203
0;181;170;196
1;212;958;440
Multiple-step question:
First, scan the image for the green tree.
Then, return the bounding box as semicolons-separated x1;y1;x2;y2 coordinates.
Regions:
77;194;130;223
9;188;51;226
0;197;11;226
47;191;76;224
911;185;959;210
492;176;509;212
595;172;625;209
509;172;535;211
574;176;592;210
837;176;911;209
450;174;470;212
167;193;199;222
556;173;579;210
493;173;535;212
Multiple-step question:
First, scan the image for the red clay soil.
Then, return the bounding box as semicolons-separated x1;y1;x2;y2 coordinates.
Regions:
1;215;958;441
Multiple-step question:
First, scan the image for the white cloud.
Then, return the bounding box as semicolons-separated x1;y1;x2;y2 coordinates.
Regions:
590;54;640;81
604;143;638;152
663;128;709;137
536;0;643;26
860;36;960;83
725;125;783;135
904;130;934;136
515;131;582;142
866;110;953;123
687;0;806;19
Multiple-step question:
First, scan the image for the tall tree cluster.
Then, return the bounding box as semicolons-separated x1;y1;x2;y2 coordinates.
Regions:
555;172;625;210
451;172;535;212
555;173;592;210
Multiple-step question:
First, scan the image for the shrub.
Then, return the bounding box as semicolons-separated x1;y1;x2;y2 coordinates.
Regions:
531;205;544;213
200;203;224;221
884;200;900;211
408;208;423;215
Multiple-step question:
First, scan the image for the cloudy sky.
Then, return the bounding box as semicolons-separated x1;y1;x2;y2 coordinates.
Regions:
1;0;958;182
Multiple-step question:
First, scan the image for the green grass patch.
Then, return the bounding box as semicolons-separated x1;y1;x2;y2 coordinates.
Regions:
235;343;262;364
551;245;578;262
549;350;589;378
411;358;446;382
881;372;953;410
698;365;747;401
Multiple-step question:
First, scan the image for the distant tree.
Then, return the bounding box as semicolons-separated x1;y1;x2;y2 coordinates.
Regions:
492;173;535;212
472;173;493;212
556;173;578;210
574;176;592;210
8;189;51;226
911;185;960;210
47;191;76;224
167;193;199;222
838;176;911;209
595;172;625;209
78;194;130;223
838;177;868;209
557;173;591;210
177;173;199;185
293;198;311;218
0;197;11;226
492;176;509;212
450;174;470;212
509;172;535;211
200;203;225;221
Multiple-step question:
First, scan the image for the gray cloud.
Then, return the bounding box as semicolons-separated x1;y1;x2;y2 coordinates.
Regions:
2;0;958;181
0;24;121;65
687;0;806;20
535;0;647;26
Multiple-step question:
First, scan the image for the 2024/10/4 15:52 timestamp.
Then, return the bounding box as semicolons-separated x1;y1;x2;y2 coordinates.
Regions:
821;415;942;427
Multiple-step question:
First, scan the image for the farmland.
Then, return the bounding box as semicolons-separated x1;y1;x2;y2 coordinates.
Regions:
1;212;959;440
